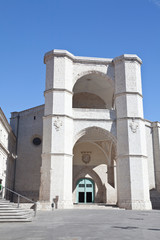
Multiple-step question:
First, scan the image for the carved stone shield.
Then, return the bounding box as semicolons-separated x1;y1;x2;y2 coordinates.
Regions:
82;153;91;164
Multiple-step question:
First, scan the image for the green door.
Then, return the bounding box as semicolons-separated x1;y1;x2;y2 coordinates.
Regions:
76;178;94;203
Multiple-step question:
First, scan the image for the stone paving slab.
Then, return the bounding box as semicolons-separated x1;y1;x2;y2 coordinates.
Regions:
0;209;160;240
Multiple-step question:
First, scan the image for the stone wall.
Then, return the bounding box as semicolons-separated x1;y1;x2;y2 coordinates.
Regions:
0;108;16;193
10;105;44;201
145;120;155;190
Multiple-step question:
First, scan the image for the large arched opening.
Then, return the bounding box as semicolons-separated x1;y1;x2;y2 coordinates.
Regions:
73;127;117;204
73;71;114;110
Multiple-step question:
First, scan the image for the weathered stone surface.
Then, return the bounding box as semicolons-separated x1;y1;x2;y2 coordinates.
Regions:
1;50;160;210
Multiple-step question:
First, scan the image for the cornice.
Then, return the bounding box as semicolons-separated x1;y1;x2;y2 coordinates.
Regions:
41;153;73;157
113;54;142;65
43;114;73;120
117;154;147;159
44;88;73;96
152;121;160;128
11;104;45;119
43;114;116;122
117;117;145;121
44;49;113;65
115;92;143;98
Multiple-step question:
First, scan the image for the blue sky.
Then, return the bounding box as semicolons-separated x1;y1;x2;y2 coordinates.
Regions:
0;0;160;121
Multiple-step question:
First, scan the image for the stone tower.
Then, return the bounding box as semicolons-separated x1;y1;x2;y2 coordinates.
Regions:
39;50;152;210
114;55;151;209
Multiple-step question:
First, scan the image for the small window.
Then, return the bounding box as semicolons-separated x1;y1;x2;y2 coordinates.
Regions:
86;184;92;188
33;137;41;146
79;184;85;188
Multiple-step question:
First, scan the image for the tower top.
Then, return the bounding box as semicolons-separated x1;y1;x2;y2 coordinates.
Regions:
44;49;142;65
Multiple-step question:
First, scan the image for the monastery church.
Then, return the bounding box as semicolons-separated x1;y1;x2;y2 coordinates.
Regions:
0;49;160;210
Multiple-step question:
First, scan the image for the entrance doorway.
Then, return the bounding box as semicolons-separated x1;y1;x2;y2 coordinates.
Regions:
76;178;94;203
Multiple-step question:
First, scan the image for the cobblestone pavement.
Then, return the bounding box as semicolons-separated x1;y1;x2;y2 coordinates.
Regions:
0;209;160;240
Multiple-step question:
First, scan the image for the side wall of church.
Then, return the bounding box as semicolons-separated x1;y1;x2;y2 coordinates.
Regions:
10;105;44;201
145;121;155;190
152;122;160;192
145;120;160;194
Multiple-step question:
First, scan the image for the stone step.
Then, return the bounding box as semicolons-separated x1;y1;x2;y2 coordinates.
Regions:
0;203;17;208
0;208;33;212
0;211;33;216
0;207;32;211
0;218;32;222
73;203;122;209
0;198;35;222
0;214;32;218
0;200;10;203
0;216;33;222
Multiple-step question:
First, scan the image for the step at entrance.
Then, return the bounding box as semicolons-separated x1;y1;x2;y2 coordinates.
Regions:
0;198;34;222
73;203;123;210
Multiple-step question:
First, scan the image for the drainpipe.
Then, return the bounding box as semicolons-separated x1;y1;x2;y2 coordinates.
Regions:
11;114;20;202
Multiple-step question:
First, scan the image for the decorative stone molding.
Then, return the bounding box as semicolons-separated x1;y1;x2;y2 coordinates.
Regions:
115;92;143;99
130;119;138;133
44;49;113;65
81;152;91;164
113;54;142;65
54;117;62;131
117;154;148;159
44;88;73;96
41;153;73;157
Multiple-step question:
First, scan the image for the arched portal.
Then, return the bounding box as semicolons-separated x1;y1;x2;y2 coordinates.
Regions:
73;127;117;204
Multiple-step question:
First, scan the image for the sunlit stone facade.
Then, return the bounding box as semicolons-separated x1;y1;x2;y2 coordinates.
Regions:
0;108;16;193
4;50;160;210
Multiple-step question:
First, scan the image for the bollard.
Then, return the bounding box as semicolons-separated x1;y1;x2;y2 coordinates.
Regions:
51;202;54;211
53;195;59;209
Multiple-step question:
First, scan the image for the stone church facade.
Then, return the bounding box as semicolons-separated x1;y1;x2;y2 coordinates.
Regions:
2;50;160;210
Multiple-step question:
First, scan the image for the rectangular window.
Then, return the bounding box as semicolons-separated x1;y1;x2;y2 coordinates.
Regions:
86;184;92;188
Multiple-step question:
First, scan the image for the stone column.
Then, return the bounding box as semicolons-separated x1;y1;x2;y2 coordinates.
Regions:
152;122;160;192
39;50;73;209
113;55;152;210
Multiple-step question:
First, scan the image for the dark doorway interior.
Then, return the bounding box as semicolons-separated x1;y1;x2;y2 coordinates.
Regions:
79;192;84;203
86;192;92;203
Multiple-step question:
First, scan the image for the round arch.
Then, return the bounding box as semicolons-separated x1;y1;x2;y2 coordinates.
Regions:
73;126;117;204
72;70;115;109
73;70;114;89
73;126;117;147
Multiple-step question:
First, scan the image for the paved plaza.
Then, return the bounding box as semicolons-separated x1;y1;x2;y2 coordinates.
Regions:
0;209;160;240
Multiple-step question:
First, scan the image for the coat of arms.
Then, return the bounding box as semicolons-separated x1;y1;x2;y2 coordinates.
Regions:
54;117;62;131
81;152;91;164
129;119;138;133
